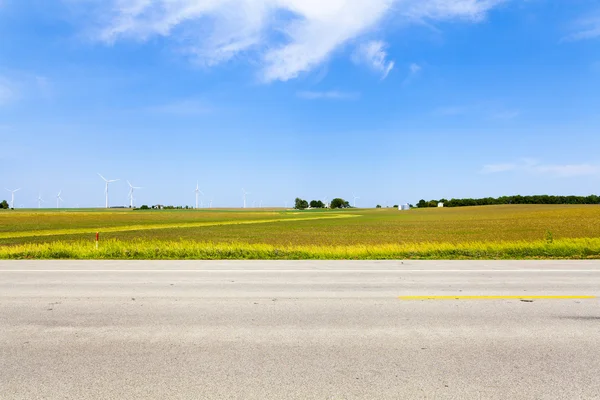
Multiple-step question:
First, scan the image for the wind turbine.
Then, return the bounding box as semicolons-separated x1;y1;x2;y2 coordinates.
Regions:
5;188;20;209
98;173;119;208
353;193;360;208
242;188;250;208
323;196;329;209
56;190;63;209
194;182;204;209
209;199;213;208
259;200;263;208
37;193;45;209
127;181;142;208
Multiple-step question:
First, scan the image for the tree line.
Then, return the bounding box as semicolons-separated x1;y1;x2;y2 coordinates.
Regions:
417;195;600;208
294;197;350;210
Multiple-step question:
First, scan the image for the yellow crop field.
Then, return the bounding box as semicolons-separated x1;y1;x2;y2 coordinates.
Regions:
1;205;599;259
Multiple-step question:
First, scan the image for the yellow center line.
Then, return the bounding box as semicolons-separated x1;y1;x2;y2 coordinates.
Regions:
399;295;596;300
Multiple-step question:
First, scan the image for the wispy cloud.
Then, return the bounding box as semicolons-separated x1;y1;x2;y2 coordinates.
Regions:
352;41;395;80
296;90;359;100
481;159;600;177
72;0;506;82
402;62;422;85
562;14;600;42
147;99;212;115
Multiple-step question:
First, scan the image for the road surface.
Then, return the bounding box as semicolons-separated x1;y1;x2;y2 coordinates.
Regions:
1;260;599;399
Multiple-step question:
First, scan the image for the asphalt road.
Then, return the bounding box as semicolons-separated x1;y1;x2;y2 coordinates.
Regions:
1;260;600;399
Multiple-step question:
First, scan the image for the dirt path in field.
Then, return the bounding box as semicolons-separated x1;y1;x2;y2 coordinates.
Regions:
0;214;360;240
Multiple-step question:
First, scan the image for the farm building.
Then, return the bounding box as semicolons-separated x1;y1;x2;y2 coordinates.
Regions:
398;204;410;210
438;202;444;208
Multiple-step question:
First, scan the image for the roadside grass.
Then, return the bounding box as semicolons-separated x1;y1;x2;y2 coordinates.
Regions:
1;237;600;260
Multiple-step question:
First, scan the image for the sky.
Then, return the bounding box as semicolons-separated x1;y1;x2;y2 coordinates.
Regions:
0;0;599;208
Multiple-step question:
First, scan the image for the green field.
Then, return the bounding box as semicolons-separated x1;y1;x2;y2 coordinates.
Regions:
1;205;600;259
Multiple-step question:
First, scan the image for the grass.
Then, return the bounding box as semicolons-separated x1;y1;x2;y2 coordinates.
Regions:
2;238;600;259
1;205;600;259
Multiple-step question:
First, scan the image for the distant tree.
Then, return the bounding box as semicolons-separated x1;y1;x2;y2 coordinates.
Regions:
309;200;321;208
0;200;8;209
139;205;149;210
416;194;600;208
393;204;399;208
294;197;309;210
376;204;382;208
330;198;348;209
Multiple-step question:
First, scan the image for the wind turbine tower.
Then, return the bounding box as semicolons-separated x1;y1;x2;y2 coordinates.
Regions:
98;173;119;208
194;182;204;209
38;193;45;209
242;189;250;208
5;188;20;209
353;193;360;208
56;190;63;209
127;181;142;208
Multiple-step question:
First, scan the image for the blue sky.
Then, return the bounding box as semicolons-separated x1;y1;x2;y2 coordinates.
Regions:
1;0;599;208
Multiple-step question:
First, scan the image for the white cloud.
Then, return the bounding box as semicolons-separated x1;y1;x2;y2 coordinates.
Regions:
409;63;422;74
481;159;600;177
402;62;422;85
296;90;359;100
352;40;395;79
535;164;600;177
74;0;506;82
562;15;600;42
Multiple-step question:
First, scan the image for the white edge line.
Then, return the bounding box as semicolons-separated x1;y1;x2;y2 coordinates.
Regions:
1;269;600;273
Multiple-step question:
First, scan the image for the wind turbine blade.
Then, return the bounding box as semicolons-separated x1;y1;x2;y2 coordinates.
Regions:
98;173;108;182
108;179;119;183
15;188;21;192
127;180;132;187
57;190;61;197
199;191;204;195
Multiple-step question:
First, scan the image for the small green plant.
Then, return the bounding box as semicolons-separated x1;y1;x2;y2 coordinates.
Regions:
545;230;554;244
